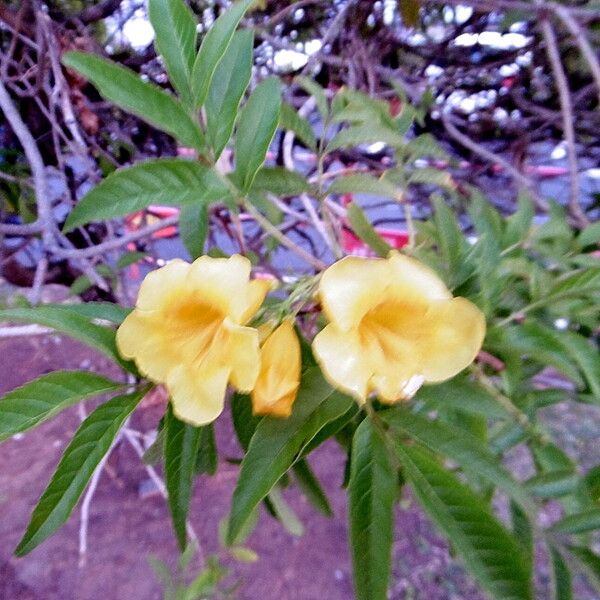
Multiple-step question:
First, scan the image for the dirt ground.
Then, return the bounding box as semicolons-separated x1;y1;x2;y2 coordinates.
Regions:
0;333;598;600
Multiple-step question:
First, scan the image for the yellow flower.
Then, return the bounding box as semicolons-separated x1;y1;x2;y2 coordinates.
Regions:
251;319;301;418
116;255;271;425
312;252;486;404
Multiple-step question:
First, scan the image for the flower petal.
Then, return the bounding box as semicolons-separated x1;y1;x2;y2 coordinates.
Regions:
136;259;191;311
251;319;301;417
240;278;273;325
116;310;177;381
312;324;373;402
167;362;230;426
222;318;261;392
189;254;253;323
318;256;389;332
418;297;486;382
387;252;451;303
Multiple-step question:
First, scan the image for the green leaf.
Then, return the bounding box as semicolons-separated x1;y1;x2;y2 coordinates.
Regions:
348;419;396;600
408;169;455;190
15;387;147;555
505;193;534;247
230;392;261;452
64;159;228;231
431;194;464;281
44;302;131;324
195;423;218;475
578;221;600;248
329;174;400;199
148;0;197;105
250;166;311;196
62;52;204;151
0;306;131;370
551;509;600;534
327;124;404;152
279;102;317;150
550;548;572;600
525;470;580;498
267;486;304;537
414;378;509;419
0;371;122;441
404;133;448;161
559;332;600;400
566;546;600;591
295;76;328;123
227;369;353;544
293;459;332;517
191;0;255;108
165;406;202;550
382;407;533;512
179;202;209;260
346;202;392;258
233;77;281;192
396;443;533;600
205;29;253;158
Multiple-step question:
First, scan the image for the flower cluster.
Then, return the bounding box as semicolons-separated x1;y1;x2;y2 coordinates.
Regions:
117;252;485;426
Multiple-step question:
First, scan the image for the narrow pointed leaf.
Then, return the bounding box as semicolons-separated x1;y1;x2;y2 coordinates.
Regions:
279;102;317;151
149;0;197;105
205;29;253;158
396;443;533;600
346;202;392;257
15;387;148;555
348;419;396;600
550;548;572;600
179;202;209;260
62;52;204;150
233;77;281;192
0;371;122;441
551;509;600;534
195;423;218;475
165;407;203;550
191;0;255;107
0;306;132;370
227;369;353;544
64;159;228;231
382;407;533;512
293;459;332;517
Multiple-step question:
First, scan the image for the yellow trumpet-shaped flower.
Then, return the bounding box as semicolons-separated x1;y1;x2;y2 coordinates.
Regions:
116;255;271;426
312;252;486;404
251;319;301;418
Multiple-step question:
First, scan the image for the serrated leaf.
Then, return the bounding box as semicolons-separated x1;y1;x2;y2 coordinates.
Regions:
250;166;311;196
205;29;253;158
149;0;197;105
165;406;202;550
191;0;255;108
551;509;600;534
293;459;332;517
348;419;396;600
0;306;132;371
346;202;392;258
0;371;122;441
431;194;464;282
15;387;147;555
64;159;228;231
62;52;204;151
329;174;399;198
382;407;533;512
404;133;448;161
505;193;534;247
179;202;209;260
233;77;281;192
279;102;317;150
227;368;353;544
396;443;533;600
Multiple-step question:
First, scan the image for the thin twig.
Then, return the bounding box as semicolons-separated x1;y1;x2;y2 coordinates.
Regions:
540;16;589;227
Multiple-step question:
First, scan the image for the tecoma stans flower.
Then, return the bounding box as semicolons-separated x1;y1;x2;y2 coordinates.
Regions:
312;252;486;404
116;255;271;426
252;319;301;418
